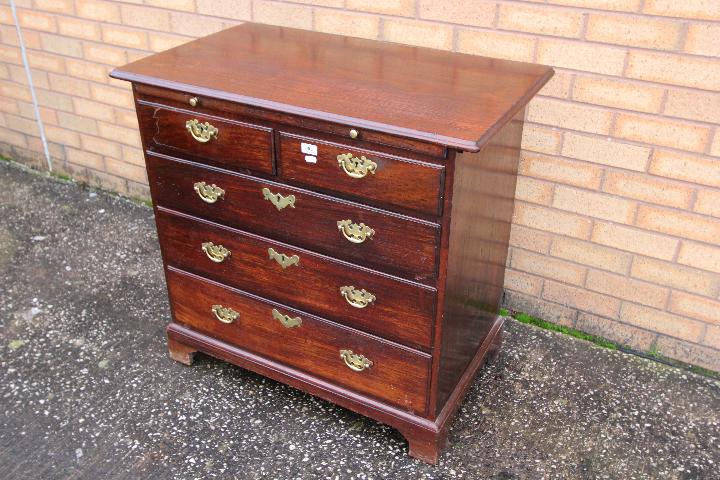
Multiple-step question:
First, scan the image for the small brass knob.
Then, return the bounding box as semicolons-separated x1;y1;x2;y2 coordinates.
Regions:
189;96;199;107
349;129;358;139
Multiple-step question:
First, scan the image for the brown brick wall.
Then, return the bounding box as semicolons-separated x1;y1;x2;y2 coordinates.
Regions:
1;0;718;370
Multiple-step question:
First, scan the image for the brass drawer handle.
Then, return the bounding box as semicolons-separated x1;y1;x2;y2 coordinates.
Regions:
340;286;376;308
186;118;218;143
268;247;299;269
272;308;302;328
262;187;296;211
337;219;375;244
201;242;231;263
337;153;377;179
212;304;239;324
194;181;225;203
340;349;373;372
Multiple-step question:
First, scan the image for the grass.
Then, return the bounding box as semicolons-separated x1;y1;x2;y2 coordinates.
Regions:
500;308;719;380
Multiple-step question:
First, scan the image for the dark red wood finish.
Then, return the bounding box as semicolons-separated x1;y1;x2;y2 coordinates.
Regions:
278;133;445;216
156;208;436;349
166;268;431;415
146;153;441;284
137;102;274;175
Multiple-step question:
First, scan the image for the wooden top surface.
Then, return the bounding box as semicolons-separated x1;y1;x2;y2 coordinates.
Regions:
111;23;553;151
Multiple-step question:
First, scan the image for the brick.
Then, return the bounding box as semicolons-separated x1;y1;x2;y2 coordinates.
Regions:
149;33;191;53
528;98;613;135
66;59;110;83
592;222;678;260
515;176;554;205
314;10;381;41
512;248;586;285
66;146;104;170
114;109;139;129
26;51;65;73
576;312;656;351
49;73;90;97
537;39;626;76
457;29;535;62
503;290;578;327
664;90;720;125
519;152;603;189
538;71;572;99
509;225;552;254
620;303;704;343
44;125;80;147
550;237;632;274
521;124;562;155
97;122;140;147
587;270;668;308
649;150;720;188
614;114;711;153
102;25;148;50
419;0;495;27
500;3;582;38
76;0;120;23
0;45;21;65
0;127;28;148
586;14;681;50
40;34;82;58
514;203;593;239
669;291;720;325
347;0;415;16
121;145;145;166
678;242;720;274
384;19;453;50
656;336;720;372
712;131;720;158
57;16;101;41
694;189;720;218
504;269;544;297
56;111;98;135
547;0;640;12
18;10;56;32
643;0;720;21
72;98;114;122
553;185;636;224
543;280;621;318
90;84;133;109
81;134;121;158
572;76;664;114
602;170;694;209
197;0;251;20
146;0;195;11
636;205;720;246
705;326;720;348
632;257;720;297
684;24;720;57
35;88;73;111
3;113;40;136
0;81;32;102
626;52;720;91
33;0;74;13
120;5;171;31
105;158;146;183
253;1;313;29
170;13;226;37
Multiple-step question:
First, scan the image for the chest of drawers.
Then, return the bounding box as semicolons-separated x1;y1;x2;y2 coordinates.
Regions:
112;23;552;464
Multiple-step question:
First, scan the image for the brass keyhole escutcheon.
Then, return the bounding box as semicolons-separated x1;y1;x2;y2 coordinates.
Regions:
268;247;300;269
186;118;219;143
272;308;302;328
339;349;373;372
262;187;296;211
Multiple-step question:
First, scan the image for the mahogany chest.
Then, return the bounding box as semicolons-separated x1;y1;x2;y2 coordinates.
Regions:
111;23;552;463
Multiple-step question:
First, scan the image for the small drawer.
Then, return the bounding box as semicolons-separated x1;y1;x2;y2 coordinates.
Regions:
147;153;440;284
156;209;435;349
166;268;431;415
137;102;273;175
278;133;445;216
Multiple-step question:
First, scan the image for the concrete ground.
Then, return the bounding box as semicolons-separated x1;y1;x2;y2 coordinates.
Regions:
0;160;718;480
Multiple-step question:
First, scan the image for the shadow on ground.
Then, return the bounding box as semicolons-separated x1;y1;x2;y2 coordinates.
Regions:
0;162;718;479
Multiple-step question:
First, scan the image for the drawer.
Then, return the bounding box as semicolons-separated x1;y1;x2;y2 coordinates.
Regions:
137;102;274;175
166;268;431;415
278;133;445;216
156;209;435;349
147;153;440;284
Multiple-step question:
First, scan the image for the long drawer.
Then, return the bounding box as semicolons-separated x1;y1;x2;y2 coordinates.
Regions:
147;152;441;284
156;209;436;349
166;268;431;415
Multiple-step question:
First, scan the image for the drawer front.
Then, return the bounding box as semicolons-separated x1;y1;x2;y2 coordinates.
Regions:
147;153;440;283
156;209;435;349
137;102;274;175
166;268;430;415
278;133;445;216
